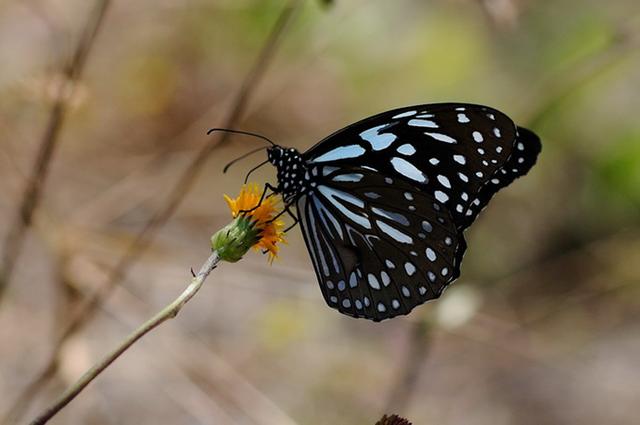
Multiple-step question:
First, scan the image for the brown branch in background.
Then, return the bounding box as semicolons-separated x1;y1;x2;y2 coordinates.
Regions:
384;320;432;414
0;0;111;305
1;1;302;423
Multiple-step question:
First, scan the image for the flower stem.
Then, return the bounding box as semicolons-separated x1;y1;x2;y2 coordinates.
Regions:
28;251;220;425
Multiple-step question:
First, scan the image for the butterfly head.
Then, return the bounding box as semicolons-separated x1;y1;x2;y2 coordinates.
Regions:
267;146;309;201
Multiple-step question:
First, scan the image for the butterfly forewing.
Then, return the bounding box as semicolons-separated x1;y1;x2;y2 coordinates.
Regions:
297;167;464;321
458;126;541;228
302;103;529;230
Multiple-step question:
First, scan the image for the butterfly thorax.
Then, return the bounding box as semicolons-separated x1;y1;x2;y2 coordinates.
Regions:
267;146;311;202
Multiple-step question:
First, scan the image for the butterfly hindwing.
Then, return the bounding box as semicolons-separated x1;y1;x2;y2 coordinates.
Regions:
296;167;464;321
303;103;540;230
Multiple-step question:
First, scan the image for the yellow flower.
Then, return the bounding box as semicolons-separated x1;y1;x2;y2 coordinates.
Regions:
211;184;286;263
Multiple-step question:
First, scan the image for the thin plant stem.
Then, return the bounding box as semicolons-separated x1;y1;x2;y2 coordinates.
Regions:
2;1;301;422
0;0;111;304
28;251;220;425
384;320;432;414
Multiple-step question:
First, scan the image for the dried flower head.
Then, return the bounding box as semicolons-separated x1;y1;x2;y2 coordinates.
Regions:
375;414;412;425
211;184;285;263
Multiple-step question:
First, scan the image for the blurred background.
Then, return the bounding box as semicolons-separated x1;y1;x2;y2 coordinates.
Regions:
1;0;639;424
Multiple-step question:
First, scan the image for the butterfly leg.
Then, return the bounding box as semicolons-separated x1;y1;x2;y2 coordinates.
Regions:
264;200;297;225
260;204;298;255
238;183;278;214
282;206;299;233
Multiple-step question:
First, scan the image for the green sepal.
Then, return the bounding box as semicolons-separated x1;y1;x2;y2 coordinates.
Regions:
210;216;261;263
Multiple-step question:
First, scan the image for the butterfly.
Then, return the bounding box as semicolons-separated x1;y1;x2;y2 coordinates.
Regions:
222;103;541;321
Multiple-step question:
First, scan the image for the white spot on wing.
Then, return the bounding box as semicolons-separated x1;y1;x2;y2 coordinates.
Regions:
408;119;439;128
425;132;457;144
457;113;470;123
396;144;416;155
360;125;397;151
392;110;417;119
391;157;427;183
437;175;451;189
368;274;380;289
435;190;449;203
453;154;466;165
404;262;416;276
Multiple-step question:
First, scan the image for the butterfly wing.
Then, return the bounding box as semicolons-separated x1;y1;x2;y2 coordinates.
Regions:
296;167;464;321
303;103;541;230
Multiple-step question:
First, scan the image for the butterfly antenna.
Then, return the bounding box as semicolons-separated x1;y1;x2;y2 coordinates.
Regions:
207;128;276;146
223;146;268;173
243;159;269;183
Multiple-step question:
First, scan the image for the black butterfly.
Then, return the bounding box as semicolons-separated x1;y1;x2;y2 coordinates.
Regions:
223;103;541;321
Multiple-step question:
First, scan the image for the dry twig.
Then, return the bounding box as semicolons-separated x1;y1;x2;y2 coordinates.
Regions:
384;320;432;413
0;0;111;304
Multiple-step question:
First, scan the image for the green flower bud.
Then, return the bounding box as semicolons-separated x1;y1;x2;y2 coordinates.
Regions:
210;216;261;263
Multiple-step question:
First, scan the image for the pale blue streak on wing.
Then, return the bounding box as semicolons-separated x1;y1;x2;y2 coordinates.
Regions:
332;173;364;183
408;119;438;128
375;220;413;244
390;157;427;183
318;185;371;229
299;196;329;277
314;196;344;239
312;145;366;162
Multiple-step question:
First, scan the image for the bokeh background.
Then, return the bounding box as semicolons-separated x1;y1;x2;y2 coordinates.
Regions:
1;0;639;424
